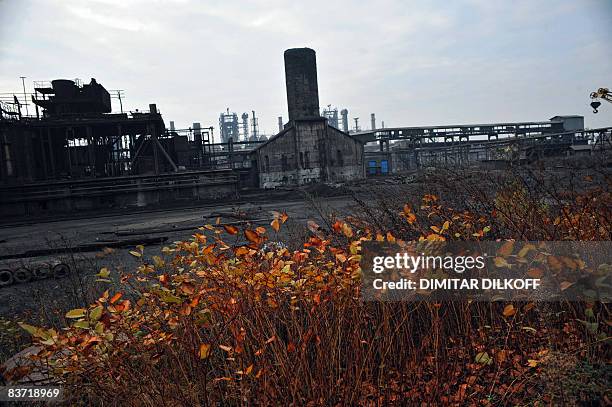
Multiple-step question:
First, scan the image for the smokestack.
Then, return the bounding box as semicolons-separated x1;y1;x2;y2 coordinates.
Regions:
169;121;175;131
340;109;349;133
278;116;283;132
371;113;376;131
284;48;320;121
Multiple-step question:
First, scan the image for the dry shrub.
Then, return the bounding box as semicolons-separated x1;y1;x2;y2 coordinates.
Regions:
4;179;610;406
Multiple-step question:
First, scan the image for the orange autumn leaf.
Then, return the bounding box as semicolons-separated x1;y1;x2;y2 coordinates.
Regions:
223;225;239;235
199;343;211;359
527;267;544;278
245;229;261;244
110;292;122;304
502;304;516;317
235;246;250;256
497;240;515;257
271;218;280;232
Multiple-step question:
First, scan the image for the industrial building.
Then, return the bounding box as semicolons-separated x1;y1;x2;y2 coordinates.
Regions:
250;48;365;188
0;78;238;216
0;50;608;217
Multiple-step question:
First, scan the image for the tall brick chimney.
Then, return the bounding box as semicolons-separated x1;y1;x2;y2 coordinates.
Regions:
284;48;320;122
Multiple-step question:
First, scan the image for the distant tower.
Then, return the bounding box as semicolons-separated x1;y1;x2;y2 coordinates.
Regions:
278;116;283;132
322;105;339;128
251;110;259;139
241;112;249;141
219;108;240;143
169;121;175;131
340;109;349;132
371;113;376;131
353;117;360;132
284;48;320;121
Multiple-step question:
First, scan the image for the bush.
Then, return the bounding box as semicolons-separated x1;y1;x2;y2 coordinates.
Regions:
5;179;611;405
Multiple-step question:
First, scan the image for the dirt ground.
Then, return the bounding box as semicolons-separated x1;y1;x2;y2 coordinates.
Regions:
0;194;366;318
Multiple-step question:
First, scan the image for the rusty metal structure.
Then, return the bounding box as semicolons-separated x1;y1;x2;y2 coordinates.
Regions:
0;78;241;216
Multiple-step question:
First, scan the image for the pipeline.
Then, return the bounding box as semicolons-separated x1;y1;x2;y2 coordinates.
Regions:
0;262;71;287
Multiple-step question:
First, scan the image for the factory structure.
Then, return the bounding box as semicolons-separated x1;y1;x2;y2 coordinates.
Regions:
250;48;364;188
0;48;609;216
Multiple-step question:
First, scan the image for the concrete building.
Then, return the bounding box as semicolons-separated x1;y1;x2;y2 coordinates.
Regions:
251;48;364;188
550;115;584;132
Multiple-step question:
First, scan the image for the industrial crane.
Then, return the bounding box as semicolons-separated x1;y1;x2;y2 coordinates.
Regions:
590;87;611;113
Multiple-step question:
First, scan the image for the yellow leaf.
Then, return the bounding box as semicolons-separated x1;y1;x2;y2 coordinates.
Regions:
271;218;280;232
475;352;492;365
97;267;110;278
129;250;142;258
18;323;47;339
527;359;539;368
65;308;86;319
494;257;510;268
442;221;450;231
517;244;535;258
342;223;353;238
89;305;103;322
199;343;211;359
73;320;90;329
245;364;253;375
219;345;232;352
152;256;165;268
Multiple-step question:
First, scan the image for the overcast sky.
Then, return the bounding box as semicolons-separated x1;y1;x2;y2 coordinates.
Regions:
1;0;611;138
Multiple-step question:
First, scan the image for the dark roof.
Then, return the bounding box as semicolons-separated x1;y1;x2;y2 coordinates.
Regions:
550;115;584;120
250;123;295;153
250;118;363;154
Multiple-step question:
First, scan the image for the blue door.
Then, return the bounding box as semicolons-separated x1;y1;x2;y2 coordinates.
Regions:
368;161;377;175
381;160;389;174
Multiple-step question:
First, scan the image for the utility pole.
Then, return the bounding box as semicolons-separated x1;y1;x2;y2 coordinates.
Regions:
117;90;123;113
20;76;28;116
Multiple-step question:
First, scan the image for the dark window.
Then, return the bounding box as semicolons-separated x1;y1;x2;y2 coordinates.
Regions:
300;152;304;168
281;155;288;171
264;155;269;172
336;149;344;166
305;151;310;169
